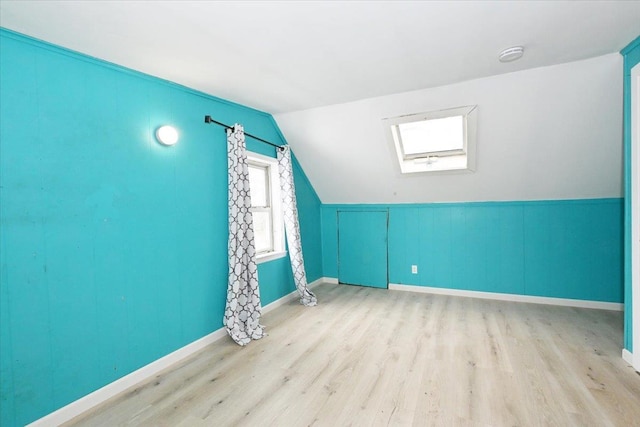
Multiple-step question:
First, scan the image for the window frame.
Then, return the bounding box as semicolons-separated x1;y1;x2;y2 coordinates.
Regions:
247;162;273;254
246;152;286;264
384;105;478;174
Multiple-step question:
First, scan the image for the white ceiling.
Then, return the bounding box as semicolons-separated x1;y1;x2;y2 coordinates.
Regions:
1;1;639;114
274;54;624;204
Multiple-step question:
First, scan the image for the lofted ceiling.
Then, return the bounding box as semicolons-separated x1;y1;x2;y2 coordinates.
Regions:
1;1;639;115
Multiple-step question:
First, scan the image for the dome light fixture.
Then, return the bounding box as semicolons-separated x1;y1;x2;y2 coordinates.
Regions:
498;46;524;63
156;125;179;146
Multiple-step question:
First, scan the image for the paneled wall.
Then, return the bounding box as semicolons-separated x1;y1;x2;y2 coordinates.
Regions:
322;199;623;303
0;29;322;426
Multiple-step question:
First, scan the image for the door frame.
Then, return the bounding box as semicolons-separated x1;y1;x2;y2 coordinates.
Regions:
632;62;640;372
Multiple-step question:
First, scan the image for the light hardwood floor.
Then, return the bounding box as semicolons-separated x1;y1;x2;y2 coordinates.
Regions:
67;283;640;427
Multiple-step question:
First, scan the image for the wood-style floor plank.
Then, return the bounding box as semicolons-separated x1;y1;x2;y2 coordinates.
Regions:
65;283;640;427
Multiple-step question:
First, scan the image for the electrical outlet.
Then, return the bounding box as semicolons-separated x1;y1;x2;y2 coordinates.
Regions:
411;265;418;274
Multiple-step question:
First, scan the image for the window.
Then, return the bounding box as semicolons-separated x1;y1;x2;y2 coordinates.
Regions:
247;152;285;263
384;105;477;174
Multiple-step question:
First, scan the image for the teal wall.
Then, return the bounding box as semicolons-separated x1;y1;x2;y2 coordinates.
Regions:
322;199;623;303
0;29;322;426
291;152;323;282
1;23;630;427
622;36;640;353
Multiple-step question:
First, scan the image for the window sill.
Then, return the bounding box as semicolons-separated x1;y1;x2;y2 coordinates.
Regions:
256;250;288;264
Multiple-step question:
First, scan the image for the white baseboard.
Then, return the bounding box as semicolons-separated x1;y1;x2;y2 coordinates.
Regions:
388;283;624;311
622;348;634;365
309;277;330;287
261;277;326;314
27;326;228;426
322;277;339;284
28;278;327;427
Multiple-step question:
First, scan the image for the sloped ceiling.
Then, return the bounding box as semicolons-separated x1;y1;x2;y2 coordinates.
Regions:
1;1;639;114
275;54;625;204
1;1;638;204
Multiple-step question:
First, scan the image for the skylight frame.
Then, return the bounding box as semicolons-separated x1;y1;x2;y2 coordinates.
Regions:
384;105;478;174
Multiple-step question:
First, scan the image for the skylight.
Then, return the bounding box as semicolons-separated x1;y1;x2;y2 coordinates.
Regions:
384;105;477;174
397;115;464;158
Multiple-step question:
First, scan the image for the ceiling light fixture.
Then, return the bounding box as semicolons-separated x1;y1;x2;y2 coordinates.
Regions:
498;46;524;63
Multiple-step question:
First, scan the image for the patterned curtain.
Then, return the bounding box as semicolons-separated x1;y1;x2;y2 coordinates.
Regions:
224;124;265;346
277;146;318;306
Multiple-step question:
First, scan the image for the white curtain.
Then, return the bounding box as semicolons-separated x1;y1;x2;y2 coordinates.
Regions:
278;146;318;306
224;124;265;346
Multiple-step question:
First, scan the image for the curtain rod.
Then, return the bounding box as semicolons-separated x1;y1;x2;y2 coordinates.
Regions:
204;115;284;150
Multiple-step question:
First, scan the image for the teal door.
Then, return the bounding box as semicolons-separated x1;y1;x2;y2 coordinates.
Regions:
338;210;388;288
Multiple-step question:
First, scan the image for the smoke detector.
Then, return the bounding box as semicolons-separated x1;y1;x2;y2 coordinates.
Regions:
499;46;524;63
